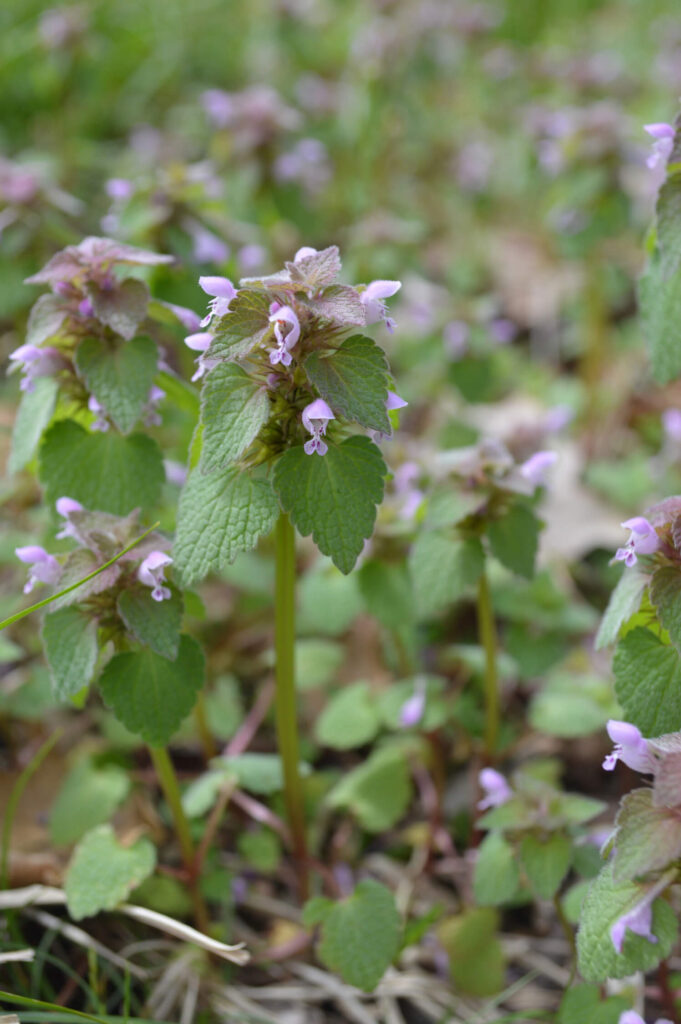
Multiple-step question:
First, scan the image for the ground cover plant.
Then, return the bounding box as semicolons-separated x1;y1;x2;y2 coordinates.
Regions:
6;1;681;1022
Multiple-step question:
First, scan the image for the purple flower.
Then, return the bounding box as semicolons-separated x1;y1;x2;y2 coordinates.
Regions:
663;408;681;443
294;246;318;262
615;517;659;568
489;317;517;345
644;123;675;171
188;223;230;265
199;275;236;327
399;679;426;728
164;460;188;487
138;551;173;602
88;395;109;432
201;89;235;128
143;385;165;427
477;768;513;811
15;545;60;594
105;178;134;202
8;344;67;392
302;398;334;456
519;450;558;487
371;391;408;443
603;720;654;774
78;297;94;318
184;331;216;382
269;304;300;367
360;280;401;332
610;873;671;954
618;1014;673;1024
238;244;266;272
393;461;424;520
162;302;201;332
544;405;574;434
55;496;83;541
443;320;470;359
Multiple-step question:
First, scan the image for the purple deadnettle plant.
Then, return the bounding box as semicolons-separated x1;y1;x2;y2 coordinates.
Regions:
171;244;402;894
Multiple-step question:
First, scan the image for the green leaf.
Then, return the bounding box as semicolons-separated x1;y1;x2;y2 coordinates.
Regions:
199;363;270;472
473;832;521;906
306;285;365;326
487;503;540;579
558;985;629;1024
117;586;183;660
8;377;58;475
39;420;164;515
304;334;390;432
650;565;681;650
299;564;364;636
358;560;413;630
50;549;122;611
656;172;681;279
25;292;67;346
42;607;98;700
613;627;681;734
75;335;158;434
520;833;572;899
308;880;401;992
87;277;150;341
315;681;381;750
377;677;449;732
215;753;291;794
595;567;648;650
409;531;484;619
437;908;505;997
639;252;681;384
295;638;344;690
209;288;272;360
612;788;681;881
327;746;411;832
174;466;278;586
65;824;156;920
529;671;618;738
50;758;130;846
577;862;677;981
98;635;205;746
274;437;386;575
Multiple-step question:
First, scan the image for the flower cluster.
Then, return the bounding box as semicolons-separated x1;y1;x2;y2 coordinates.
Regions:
7;237;191;435
15;498;173;604
186;245;406;460
614;517;659;568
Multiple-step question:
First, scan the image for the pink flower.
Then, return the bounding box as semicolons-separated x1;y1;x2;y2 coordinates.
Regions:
15;545;60;594
615;517;659;568
8;344;67;392
55;496;83;541
360;280;401;333
105;178;134;201
610;873;671;954
399;678;426;728
302;398;334;455
519;450;557;487
371;391;408;443
199;276;236;327
663;408;681;443
269;304;300;366
184;331;216;382
88;395;109;431
162;302;201;332
138;551;173;602
619;1013;673;1024
603;720;654;774
644;122;675;171
477;768;512;811
188;223;230;264
294;246;318;262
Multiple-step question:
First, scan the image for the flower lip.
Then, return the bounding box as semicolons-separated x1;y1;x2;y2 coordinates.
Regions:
386;390;408;411
644;122;675;139
184;332;213;352
519;450;558;486
477;768;512;810
15;545;54;565
199;276;236;299
302;398;335;432
138;551;173;602
362;280;402;302
294;246;318;262
56;496;83;518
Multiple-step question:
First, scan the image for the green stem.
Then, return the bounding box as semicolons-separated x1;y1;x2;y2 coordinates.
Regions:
148;746;209;933
194;691;217;761
477;568;499;759
1;730;62;889
274;513;309;898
